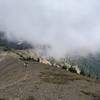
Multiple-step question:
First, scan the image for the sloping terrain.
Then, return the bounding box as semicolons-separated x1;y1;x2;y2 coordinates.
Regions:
0;50;100;100
0;32;100;79
70;54;100;79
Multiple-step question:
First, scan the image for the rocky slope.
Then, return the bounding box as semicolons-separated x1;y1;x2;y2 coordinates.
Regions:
0;47;100;100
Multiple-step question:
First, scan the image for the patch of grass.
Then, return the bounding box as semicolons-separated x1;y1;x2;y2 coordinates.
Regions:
40;72;69;84
39;71;93;84
21;96;35;100
0;97;8;100
19;57;37;62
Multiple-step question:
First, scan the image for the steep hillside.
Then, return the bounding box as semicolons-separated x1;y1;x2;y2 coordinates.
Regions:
69;54;100;79
0;48;100;100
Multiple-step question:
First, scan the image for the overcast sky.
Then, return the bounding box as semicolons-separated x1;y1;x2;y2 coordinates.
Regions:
0;0;100;58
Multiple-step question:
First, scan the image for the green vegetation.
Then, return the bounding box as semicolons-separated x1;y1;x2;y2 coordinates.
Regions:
0;97;8;100
40;71;93;84
19;56;37;62
80;68;86;76
21;96;35;100
63;55;100;80
62;65;67;70
69;67;77;73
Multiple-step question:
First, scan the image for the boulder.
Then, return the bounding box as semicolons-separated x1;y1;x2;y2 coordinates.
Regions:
39;58;52;66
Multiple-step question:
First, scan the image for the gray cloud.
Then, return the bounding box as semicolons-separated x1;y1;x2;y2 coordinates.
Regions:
0;0;100;58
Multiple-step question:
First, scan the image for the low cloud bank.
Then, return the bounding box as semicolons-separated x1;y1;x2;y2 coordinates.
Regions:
0;0;100;58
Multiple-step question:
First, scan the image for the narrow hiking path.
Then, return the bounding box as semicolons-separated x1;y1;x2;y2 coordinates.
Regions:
0;69;30;90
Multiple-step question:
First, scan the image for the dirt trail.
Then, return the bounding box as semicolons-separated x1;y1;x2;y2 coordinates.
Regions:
0;70;30;90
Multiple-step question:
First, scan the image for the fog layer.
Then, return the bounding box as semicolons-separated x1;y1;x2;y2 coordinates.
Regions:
0;0;100;58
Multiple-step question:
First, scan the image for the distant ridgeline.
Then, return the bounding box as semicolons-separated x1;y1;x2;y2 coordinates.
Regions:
0;32;32;49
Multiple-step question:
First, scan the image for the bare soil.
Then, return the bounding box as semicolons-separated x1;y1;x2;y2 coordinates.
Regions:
0;51;100;100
